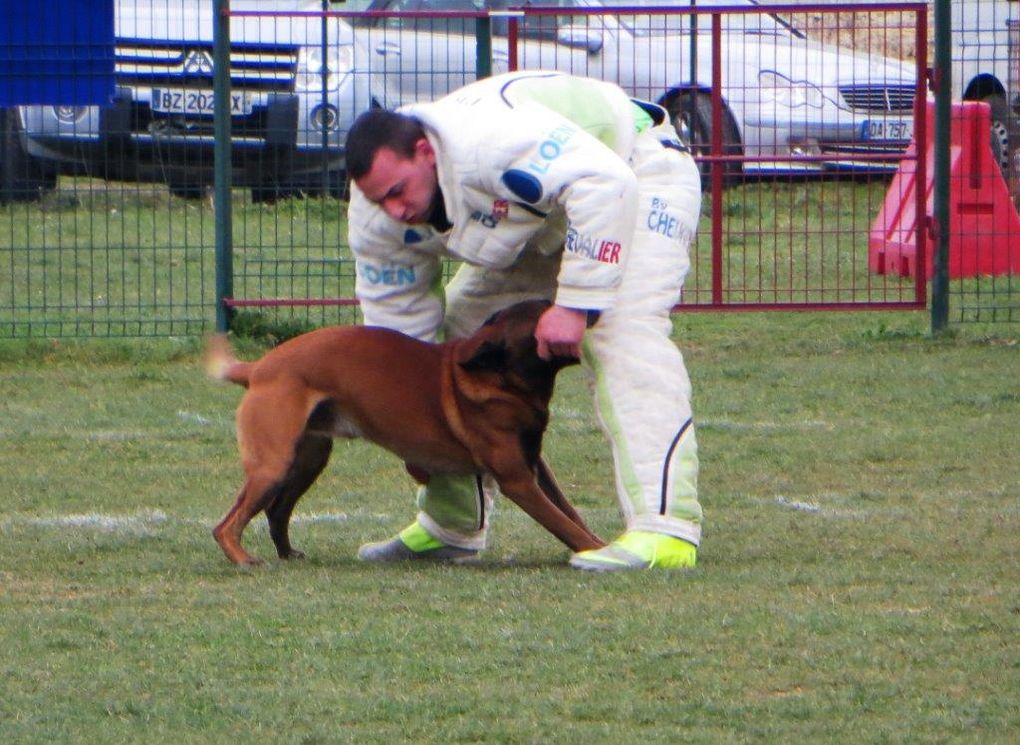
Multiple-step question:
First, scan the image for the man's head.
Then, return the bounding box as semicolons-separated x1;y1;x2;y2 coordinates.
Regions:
345;109;438;224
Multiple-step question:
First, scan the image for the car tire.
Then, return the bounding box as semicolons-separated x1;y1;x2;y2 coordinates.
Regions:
303;169;349;201
665;91;742;187
167;180;210;201
982;93;1019;179
251;169;347;203
250;182;302;204
0;108;57;204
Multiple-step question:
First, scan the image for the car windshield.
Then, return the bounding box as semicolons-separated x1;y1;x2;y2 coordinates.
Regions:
594;0;804;38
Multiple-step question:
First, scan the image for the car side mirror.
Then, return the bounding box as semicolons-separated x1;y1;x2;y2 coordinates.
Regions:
556;26;604;55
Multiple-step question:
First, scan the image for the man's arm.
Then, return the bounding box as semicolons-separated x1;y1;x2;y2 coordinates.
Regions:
349;185;445;342
534;304;588;361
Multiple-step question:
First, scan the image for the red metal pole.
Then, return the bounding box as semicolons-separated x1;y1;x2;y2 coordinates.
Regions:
711;12;723;305
914;7;929;306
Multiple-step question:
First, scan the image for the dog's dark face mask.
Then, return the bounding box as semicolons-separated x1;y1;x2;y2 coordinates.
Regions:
457;300;579;399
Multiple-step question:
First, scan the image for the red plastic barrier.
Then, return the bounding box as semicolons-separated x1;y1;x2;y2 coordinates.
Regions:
869;100;1020;279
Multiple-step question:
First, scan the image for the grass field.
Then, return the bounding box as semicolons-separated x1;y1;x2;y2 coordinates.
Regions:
1;310;1017;742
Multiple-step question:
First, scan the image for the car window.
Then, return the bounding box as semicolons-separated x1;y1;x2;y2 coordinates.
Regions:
358;0;486;34
596;0;801;38
485;0;583;41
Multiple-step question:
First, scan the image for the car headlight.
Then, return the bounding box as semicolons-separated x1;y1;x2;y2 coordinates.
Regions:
758;71;825;109
296;44;354;93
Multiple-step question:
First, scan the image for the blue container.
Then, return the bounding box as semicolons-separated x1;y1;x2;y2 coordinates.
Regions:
0;0;115;106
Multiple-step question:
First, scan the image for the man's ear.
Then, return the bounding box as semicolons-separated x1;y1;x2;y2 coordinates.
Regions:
416;137;435;164
458;339;508;373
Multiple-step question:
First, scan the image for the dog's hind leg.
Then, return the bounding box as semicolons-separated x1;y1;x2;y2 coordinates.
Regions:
265;432;333;560
214;384;314;566
213;473;286;566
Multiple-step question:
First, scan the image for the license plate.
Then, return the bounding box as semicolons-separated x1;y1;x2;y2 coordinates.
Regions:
860;119;913;141
151;88;253;116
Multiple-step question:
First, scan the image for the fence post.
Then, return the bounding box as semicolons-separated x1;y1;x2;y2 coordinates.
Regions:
319;0;330;196
475;15;492;80
213;0;234;332
931;0;950;333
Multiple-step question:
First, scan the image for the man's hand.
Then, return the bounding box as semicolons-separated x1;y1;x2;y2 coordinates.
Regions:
535;305;588;361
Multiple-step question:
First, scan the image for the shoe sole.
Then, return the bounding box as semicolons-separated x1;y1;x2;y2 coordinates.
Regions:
357;540;481;564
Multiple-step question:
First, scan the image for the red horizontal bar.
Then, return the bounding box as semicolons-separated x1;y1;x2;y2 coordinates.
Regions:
224;298;361;308
228;10;489;19
502;3;925;16
673;301;925;312
223;298;923;312
228;3;926;19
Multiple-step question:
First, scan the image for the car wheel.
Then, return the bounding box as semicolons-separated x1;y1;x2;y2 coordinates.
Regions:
251;169;348;203
250;182;303;204
167;181;210;200
981;93;1019;178
0;108;57;204
665;91;742;187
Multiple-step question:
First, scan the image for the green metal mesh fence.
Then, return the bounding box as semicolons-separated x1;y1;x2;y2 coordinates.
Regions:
2;1;1017;337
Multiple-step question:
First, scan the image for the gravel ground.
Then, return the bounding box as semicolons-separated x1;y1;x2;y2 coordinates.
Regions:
779;2;931;62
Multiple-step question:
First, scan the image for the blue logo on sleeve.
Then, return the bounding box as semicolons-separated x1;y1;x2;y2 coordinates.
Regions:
501;169;543;204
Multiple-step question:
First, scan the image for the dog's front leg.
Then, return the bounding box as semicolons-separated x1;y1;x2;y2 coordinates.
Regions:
534;457;602;544
494;468;606;552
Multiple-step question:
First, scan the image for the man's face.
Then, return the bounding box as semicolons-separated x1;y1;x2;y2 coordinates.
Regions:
355;139;438;224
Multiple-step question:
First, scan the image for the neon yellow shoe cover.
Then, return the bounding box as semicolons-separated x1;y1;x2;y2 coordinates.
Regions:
569;531;697;571
398;521;446;552
358;520;479;562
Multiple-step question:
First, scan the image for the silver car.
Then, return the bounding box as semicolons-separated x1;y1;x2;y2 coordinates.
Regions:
349;0;920;179
19;0;376;200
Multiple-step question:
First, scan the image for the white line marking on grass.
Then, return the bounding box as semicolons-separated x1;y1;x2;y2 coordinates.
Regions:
290;512;350;525
19;509;171;532
550;406;589;420
177;410;213;426
701;419;835;432
87;430;151;442
773;496;822;513
5;510;351;533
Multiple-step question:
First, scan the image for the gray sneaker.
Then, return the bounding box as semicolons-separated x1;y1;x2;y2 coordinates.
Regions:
568;544;649;572
568;531;697;572
356;532;480;564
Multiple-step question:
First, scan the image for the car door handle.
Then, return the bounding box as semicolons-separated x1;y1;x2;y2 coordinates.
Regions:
375;41;402;57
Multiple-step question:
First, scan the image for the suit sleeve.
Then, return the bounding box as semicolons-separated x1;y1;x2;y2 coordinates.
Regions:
348;185;445;342
492;106;638;310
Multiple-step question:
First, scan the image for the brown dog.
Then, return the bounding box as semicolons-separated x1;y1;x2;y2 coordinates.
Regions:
205;300;605;566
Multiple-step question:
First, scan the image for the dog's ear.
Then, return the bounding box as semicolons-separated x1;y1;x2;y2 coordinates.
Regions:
458;339;509;373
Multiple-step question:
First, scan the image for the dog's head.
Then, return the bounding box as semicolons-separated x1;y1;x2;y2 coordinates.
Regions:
455;300;579;399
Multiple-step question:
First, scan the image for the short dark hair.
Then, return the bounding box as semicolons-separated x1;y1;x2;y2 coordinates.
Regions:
345;109;427;180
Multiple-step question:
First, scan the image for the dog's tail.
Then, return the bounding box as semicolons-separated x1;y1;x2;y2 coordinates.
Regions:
204;334;253;387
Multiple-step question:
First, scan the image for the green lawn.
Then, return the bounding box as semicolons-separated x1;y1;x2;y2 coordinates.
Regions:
1;311;1017;742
